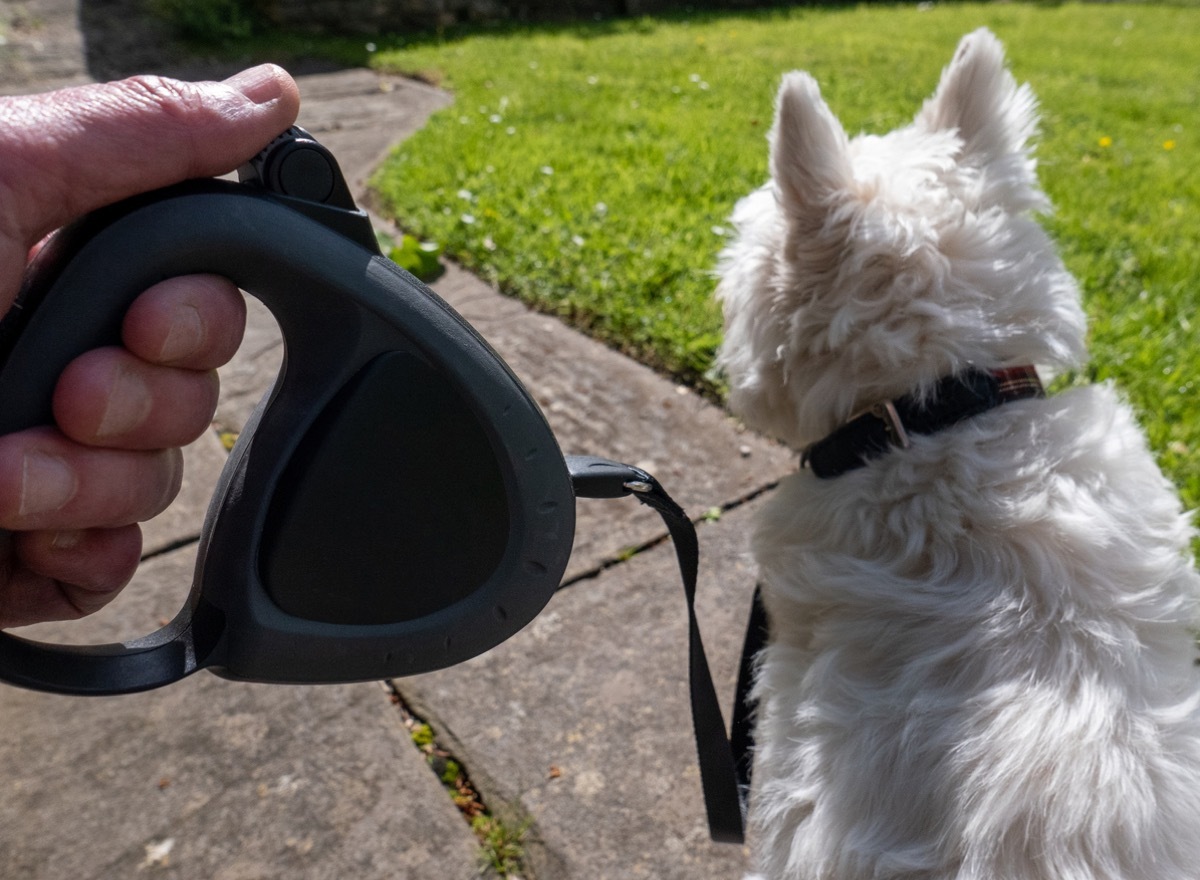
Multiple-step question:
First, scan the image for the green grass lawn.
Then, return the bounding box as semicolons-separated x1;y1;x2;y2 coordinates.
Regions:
364;2;1200;509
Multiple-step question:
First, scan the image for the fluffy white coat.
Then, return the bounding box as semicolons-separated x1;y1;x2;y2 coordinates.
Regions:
716;29;1200;880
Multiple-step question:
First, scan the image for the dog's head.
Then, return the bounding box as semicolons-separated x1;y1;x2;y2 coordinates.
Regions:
716;29;1087;449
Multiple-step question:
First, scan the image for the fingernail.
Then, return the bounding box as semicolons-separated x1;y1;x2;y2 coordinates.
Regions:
223;64;284;106
97;366;152;439
51;529;84;551
160;303;203;362
157;448;185;516
19;453;78;516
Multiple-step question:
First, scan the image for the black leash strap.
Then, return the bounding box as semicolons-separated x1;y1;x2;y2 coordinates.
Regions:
730;584;767;800
567;455;745;844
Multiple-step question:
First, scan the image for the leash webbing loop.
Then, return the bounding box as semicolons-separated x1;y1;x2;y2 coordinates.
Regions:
567;455;746;844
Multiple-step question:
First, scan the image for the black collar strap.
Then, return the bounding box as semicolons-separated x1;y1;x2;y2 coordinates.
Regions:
802;366;1044;479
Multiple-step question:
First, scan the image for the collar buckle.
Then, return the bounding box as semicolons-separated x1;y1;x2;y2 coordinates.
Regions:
871;400;911;449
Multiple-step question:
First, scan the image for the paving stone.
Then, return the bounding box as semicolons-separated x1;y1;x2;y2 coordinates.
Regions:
214;295;285;436
216;257;794;580
428;260;794;578
140;427;230;557
214;73;452;434
0;0;90;94
290;69;453;197
0;545;485;880
398;497;767;879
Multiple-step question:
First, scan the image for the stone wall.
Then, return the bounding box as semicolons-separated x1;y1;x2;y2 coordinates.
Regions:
263;0;769;34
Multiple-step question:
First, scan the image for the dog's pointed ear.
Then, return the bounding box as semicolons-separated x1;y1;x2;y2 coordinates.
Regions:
770;72;852;215
917;28;1038;168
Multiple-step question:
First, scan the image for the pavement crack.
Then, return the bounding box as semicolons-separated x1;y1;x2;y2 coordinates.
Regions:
140;534;201;562
383;681;533;878
557;477;781;590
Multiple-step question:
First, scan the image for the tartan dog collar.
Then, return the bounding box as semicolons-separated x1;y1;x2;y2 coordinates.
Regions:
802;366;1044;479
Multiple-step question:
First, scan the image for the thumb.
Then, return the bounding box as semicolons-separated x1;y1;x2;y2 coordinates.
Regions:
0;65;301;251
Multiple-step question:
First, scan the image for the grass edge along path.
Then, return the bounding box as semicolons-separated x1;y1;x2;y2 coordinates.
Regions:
368;2;1200;511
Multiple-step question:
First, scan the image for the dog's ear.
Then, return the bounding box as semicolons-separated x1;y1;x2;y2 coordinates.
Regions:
770;71;852;215
917;28;1039;169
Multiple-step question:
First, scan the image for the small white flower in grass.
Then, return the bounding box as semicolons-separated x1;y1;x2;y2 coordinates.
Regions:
689;73;701;82
485;165;496;174
711;225;727;236
457;189;474;201
365;42;377;52
594;202;608;217
461;213;476;225
587;76;599;85
698;81;710;90
489;114;502;124
506;127;516;136
483;236;497;251
572;235;586;247
541;166;554;175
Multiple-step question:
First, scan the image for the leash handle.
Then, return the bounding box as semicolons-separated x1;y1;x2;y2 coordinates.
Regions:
567;455;745;844
0;130;576;694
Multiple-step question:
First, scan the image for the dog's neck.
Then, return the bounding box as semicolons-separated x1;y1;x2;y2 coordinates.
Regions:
801;366;1044;478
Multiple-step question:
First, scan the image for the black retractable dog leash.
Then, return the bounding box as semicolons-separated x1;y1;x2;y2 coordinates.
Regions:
0;128;744;843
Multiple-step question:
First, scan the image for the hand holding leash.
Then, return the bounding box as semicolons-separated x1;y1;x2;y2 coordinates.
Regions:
0;66;300;629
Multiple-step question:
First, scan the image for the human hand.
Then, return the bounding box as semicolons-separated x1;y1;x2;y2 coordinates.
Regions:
0;65;301;629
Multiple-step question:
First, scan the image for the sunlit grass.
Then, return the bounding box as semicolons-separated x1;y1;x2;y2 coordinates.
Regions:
368;2;1200;509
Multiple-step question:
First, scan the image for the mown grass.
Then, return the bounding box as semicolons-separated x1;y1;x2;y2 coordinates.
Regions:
365;2;1199;508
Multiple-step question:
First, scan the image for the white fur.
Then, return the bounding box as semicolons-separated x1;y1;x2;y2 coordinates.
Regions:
716;29;1200;880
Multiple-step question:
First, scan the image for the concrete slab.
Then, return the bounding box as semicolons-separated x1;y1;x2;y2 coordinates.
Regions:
290;69;453;198
216;257;793;580
0;544;486;879
140;427;230;557
428;260;793;578
0;0;91;95
397;497;766;879
214;295;284;437
203;67;794;581
214;72;452;434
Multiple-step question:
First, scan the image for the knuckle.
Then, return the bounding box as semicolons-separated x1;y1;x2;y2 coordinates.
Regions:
116;75;207;120
112;75;209;174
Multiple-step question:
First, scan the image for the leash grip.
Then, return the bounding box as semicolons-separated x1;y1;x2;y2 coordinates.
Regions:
0;179;575;695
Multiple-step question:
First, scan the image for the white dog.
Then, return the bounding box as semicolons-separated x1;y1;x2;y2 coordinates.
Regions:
716;28;1200;880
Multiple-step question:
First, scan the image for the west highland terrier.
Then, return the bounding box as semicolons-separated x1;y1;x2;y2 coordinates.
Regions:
716;28;1200;880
